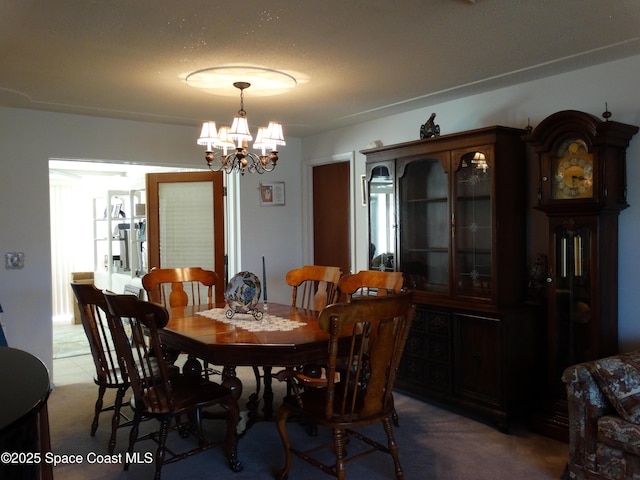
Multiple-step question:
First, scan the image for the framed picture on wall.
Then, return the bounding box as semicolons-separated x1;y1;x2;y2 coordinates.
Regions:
259;182;285;206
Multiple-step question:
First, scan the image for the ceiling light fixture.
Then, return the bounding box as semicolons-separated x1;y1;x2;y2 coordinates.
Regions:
197;82;285;175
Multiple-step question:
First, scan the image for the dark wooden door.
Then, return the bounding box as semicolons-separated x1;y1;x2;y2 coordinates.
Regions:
313;162;350;276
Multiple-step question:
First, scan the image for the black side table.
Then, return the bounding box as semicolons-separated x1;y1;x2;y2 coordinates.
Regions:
0;347;52;480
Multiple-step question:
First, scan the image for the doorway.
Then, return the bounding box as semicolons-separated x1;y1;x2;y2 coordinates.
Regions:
312;161;351;276
48;159;203;359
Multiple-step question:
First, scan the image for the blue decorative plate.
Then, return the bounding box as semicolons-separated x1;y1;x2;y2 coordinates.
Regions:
225;271;263;320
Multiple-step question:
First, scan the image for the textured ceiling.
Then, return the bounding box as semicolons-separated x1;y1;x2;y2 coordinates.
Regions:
1;0;639;138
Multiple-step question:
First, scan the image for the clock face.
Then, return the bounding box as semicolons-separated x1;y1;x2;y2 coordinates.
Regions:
552;139;594;200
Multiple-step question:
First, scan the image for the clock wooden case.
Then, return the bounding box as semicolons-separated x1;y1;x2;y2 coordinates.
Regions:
524;109;638;441
530;109;637;212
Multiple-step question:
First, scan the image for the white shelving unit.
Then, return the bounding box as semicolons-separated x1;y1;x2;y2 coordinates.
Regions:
93;190;146;292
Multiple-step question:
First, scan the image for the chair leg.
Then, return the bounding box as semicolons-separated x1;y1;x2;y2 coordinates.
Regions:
91;385;106;436
275;405;293;480
382;416;404;480
153;418;170;480
333;428;347;480
108;385;127;454
125;412;142;471
223;400;243;472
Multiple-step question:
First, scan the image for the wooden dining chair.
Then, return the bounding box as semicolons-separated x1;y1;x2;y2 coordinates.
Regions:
70;282;130;454
338;270;405;426
263;265;341;389
285;265;341;311
274;292;416;480
337;270;404;301
142;266;218;374
103;292;243;480
142;267;217;308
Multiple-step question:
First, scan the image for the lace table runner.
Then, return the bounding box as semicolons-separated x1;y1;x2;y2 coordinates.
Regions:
196;308;305;332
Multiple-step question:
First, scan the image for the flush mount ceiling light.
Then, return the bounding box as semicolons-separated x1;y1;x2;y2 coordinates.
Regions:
186;66;297;96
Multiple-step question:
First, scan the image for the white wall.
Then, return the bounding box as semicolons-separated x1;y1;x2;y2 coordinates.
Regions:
2;54;640;374
0;108;302;372
301;54;640;352
234;136;304;307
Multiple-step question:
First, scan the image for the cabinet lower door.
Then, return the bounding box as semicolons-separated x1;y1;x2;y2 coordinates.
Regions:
454;314;501;408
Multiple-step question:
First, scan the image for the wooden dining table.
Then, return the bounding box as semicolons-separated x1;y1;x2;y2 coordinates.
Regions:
159;302;330;426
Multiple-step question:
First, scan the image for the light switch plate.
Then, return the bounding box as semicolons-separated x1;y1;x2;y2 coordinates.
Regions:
5;252;24;269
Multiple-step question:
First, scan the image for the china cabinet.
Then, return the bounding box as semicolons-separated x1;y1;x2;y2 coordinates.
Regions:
363;126;534;430
93;189;146;291
524;110;638;440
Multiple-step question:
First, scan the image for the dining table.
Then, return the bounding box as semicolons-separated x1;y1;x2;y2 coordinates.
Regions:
159;302;332;429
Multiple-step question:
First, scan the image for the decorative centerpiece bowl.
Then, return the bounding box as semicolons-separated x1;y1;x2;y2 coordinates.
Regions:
225;271;263;320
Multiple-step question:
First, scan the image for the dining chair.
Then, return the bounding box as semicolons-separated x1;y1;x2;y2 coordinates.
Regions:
259;265;342;409
142;266;218;375
274;292;416;480
142;267;217;308
285;265;341;311
337;270;405;426
70;282;130;454
103;292;243;480
337;270;404;301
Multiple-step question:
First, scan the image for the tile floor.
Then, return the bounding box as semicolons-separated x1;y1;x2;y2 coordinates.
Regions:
52;323;91;360
52;353;96;387
52;321;94;387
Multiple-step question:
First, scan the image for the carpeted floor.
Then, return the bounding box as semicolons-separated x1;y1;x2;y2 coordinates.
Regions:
46;372;569;480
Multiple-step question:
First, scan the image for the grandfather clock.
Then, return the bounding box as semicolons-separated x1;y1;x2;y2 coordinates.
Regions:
524;109;638;440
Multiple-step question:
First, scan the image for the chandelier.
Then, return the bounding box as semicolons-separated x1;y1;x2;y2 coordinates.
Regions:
197;82;285;175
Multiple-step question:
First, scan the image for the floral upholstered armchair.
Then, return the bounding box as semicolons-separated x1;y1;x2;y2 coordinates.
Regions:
563;351;640;479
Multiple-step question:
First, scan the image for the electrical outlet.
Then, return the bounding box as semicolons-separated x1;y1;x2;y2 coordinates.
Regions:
5;252;24;269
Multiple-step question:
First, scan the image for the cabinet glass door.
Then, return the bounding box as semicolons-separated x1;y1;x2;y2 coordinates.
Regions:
399;157;449;292
368;164;395;271
453;150;492;299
